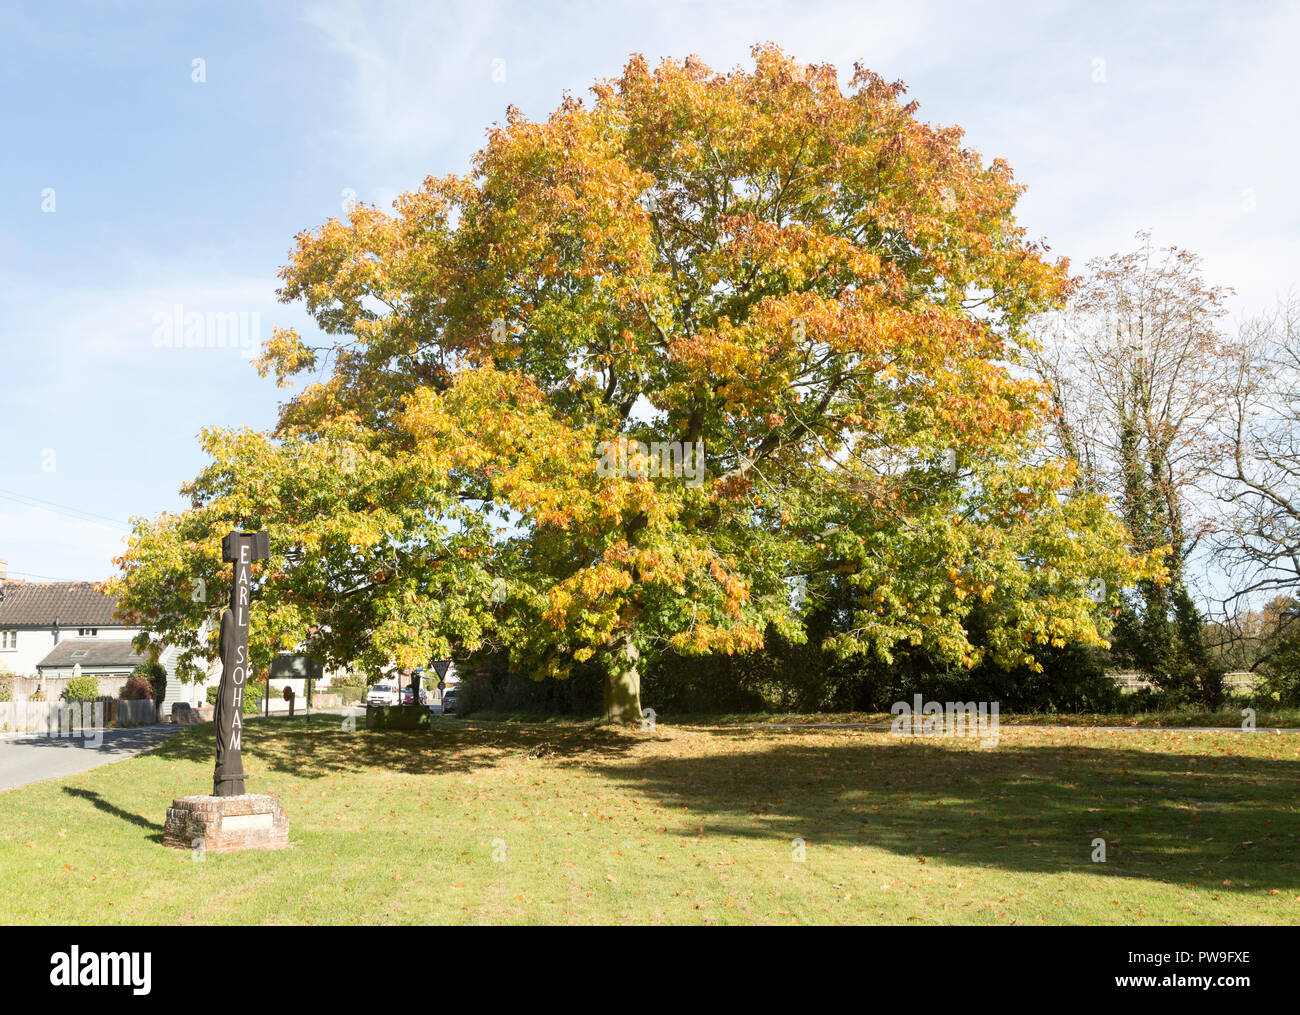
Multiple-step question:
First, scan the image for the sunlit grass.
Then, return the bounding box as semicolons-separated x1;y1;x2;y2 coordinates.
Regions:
1;714;1297;924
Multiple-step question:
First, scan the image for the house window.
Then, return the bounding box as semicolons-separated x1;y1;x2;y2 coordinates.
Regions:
78;628;97;637
0;630;15;651
70;649;89;659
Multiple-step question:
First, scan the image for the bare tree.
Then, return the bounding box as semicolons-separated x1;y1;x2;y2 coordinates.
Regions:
1029;232;1234;689
1215;295;1300;605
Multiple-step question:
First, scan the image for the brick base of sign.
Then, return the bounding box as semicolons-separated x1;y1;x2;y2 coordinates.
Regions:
162;794;289;853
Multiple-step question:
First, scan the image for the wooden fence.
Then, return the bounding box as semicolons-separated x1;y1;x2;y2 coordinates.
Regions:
0;697;158;733
0;699;105;734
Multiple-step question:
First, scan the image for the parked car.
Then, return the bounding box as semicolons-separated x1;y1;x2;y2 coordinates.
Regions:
365;682;400;706
441;688;458;714
401;686;428;705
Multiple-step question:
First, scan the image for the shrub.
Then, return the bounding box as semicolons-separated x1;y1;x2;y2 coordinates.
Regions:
121;676;153;700
1258;612;1300;707
131;661;167;704
65;675;100;702
0;678;11;703
461;611;1127;718
329;674;369;704
206;680;262;714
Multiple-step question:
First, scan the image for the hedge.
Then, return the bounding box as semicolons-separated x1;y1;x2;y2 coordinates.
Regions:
64;675;101;702
459;626;1124;718
206;680;263;715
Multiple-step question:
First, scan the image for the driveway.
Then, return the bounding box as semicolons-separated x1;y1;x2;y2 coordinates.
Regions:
0;725;184;791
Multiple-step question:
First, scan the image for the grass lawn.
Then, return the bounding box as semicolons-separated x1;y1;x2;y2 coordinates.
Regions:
2;715;1298;925
689;708;1300;728
471;708;1300;728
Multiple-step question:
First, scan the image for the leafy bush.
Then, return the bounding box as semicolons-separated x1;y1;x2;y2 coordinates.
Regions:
131;661;167;704
1263;671;1300;708
206;680;262;714
1257;610;1300;707
461;612;1127;718
329;674;369;705
64;675;100;702
0;678;11;703
120;676;153;700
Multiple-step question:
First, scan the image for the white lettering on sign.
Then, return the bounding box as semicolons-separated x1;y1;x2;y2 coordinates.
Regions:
233;559;251;629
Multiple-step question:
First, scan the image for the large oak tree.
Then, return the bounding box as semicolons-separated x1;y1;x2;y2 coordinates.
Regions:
110;47;1156;721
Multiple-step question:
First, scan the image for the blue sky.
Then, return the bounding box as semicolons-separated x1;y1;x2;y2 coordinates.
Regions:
1;0;1296;584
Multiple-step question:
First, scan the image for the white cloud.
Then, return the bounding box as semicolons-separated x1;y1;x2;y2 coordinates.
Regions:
299;0;1295;305
5;276;297;408
300;0;511;160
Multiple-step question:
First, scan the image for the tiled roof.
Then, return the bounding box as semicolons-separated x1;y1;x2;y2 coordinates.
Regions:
0;582;122;626
37;637;145;669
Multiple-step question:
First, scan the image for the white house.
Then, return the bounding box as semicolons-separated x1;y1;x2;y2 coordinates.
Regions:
0;558;213;709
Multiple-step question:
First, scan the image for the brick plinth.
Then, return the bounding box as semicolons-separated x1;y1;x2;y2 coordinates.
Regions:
162;794;289;853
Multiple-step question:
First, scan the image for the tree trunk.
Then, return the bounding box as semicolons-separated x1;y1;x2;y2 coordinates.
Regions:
602;635;643;724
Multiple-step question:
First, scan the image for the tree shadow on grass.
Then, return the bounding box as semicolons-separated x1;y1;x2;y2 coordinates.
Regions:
148;715;662;780
61;786;164;843
593;733;1300;892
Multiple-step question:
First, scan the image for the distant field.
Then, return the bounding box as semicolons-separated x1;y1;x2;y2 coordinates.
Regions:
1108;671;1264;694
1;715;1297;924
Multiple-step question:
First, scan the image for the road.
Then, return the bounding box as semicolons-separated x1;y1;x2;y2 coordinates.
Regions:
0;726;184;792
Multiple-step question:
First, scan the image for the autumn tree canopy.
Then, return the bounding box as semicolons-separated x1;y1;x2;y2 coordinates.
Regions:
111;46;1157;721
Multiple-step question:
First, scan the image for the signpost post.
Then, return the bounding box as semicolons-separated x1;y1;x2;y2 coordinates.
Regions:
162;529;288;853
431;659;451;709
213;530;268;797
